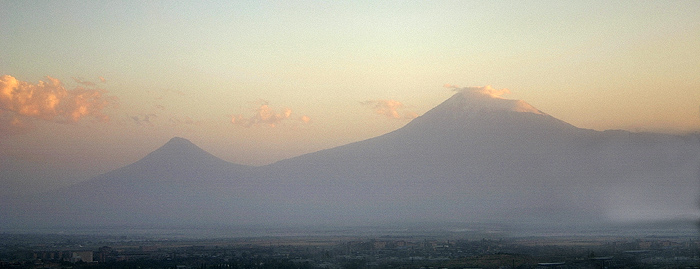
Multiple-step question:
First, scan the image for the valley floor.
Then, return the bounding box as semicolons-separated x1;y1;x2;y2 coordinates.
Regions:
1;226;699;268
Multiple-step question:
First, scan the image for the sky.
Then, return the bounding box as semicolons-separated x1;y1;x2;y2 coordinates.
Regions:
1;1;700;195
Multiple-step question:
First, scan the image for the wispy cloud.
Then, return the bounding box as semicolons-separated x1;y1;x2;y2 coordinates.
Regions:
360;99;417;120
131;114;157;126
130;113;204;128
71;77;96;87
447;84;511;99
0;75;117;136
231;100;309;127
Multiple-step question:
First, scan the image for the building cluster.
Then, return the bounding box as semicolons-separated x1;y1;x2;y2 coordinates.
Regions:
33;250;93;263
1;234;698;268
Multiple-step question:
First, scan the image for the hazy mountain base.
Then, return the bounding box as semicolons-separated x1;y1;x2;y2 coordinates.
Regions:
3;90;699;233
3;215;698;240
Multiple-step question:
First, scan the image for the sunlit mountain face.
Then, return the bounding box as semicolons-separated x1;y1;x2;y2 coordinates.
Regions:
3;87;699;232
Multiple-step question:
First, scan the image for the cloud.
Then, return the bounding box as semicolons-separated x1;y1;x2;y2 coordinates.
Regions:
0;75;117;135
231;100;308;127
443;84;460;89
403;111;418;119
450;85;511;99
131;114;157;126
72;77;96;87
361;99;417;120
130;113;203;128
0;110;32;136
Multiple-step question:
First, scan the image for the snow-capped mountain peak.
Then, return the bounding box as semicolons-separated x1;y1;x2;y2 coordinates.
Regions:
401;85;568;133
442;86;544;115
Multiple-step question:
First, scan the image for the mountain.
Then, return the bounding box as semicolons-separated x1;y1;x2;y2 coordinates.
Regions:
4;88;699;230
262;89;700;226
9;137;258;228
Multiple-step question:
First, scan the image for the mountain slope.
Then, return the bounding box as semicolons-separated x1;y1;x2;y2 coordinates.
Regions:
14;138;259;227
5;88;699;229
263;88;700;225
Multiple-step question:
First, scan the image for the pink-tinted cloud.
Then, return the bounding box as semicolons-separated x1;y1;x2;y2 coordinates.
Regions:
0;110;31;136
443;84;460;89
403;111;418;119
361;99;417;120
450;85;511;99
231;100;308;127
0;75;117;135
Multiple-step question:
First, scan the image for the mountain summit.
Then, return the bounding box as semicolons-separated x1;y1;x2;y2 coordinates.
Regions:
136;137;229;169
403;86;576;137
160;137;199;151
439;86;544;115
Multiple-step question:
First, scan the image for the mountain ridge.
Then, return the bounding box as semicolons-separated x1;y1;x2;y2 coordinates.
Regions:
4;88;699;229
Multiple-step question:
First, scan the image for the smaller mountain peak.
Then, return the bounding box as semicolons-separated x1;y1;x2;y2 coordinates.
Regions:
158;137;199;152
166;137;193;145
132;137;230;169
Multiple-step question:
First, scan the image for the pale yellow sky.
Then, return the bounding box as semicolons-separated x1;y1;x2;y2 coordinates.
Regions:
1;1;699;188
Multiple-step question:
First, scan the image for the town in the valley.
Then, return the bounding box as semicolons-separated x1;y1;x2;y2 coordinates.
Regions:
2;227;698;269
